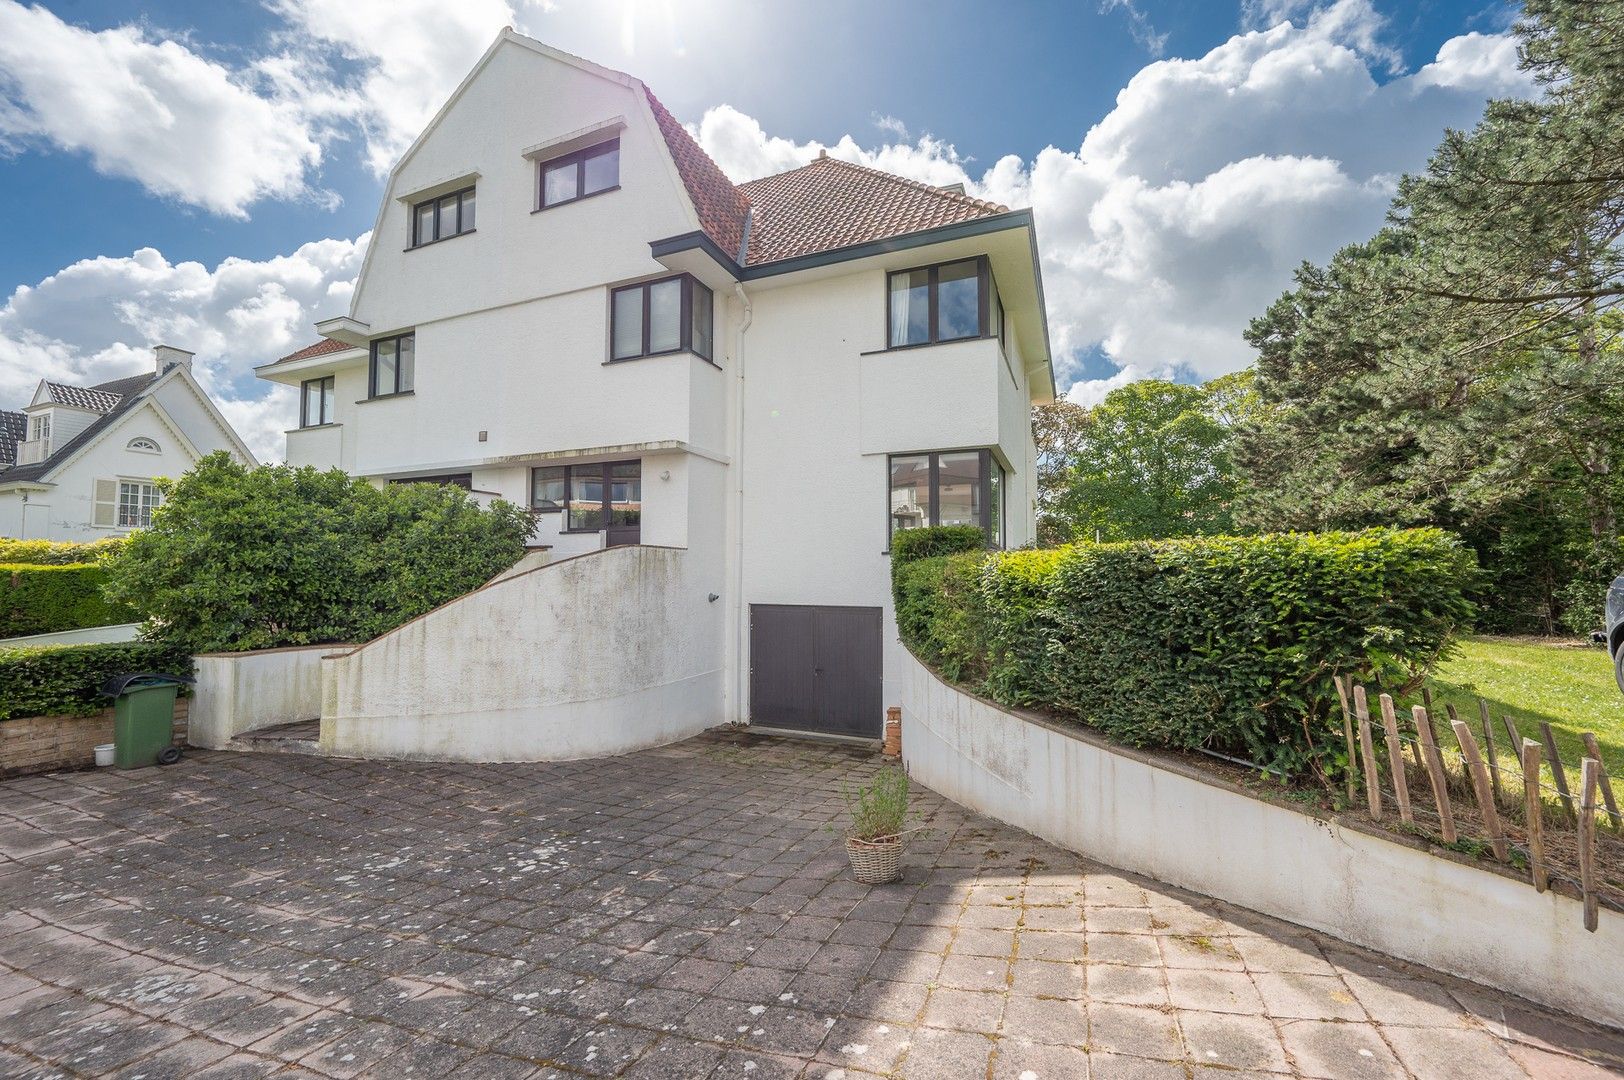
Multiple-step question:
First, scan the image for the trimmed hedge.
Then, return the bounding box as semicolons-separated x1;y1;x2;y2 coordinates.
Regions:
891;524;988;564
102;453;534;652
893;528;1476;775
1;563;134;638
0;640;194;721
0;537;125;565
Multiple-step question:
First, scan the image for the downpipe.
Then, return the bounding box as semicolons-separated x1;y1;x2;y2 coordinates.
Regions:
730;281;754;726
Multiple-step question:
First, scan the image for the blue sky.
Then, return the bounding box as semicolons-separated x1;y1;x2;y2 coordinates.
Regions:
0;0;1528;457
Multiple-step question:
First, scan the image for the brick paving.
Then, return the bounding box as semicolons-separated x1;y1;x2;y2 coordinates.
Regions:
0;729;1619;1080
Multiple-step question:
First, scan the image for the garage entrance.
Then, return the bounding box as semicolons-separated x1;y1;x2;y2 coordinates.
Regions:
749;604;882;739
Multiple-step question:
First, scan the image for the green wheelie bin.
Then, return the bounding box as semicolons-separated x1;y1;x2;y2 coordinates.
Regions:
103;672;193;769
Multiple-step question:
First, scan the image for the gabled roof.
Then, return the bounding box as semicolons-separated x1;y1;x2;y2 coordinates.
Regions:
0;410;24;468
643;87;752;262
2;373;156;483
739;156;1008;267
38;381;123;412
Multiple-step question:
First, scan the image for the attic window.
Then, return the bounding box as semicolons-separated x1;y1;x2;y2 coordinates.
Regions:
28;414;49;441
411;187;475;248
127;437;159;453
538;139;620;209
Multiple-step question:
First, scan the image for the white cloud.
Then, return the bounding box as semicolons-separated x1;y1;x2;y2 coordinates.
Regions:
267;0;521;176
0;1;330;217
1100;0;1169;57
695;7;1534;392
0;236;368;461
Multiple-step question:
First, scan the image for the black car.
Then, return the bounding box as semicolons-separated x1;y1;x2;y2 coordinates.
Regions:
1608;574;1624;693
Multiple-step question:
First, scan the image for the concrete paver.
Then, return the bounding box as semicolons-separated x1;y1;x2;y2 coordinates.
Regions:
0;729;1620;1078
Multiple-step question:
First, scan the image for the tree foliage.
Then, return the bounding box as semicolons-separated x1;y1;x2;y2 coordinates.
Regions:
1039;378;1251;544
1234;0;1624;633
102;453;534;652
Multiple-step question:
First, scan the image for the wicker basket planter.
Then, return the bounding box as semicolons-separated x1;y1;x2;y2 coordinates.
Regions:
845;834;905;884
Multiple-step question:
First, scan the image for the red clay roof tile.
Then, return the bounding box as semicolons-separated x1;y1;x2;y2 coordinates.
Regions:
273;338;356;365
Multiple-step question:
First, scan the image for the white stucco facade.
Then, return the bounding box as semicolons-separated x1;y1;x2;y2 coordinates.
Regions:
0;353;256;541
257;30;1052;753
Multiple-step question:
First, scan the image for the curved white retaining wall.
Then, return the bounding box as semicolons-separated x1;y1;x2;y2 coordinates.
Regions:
191;644;336;748
899;650;1622;1028
320;545;724;762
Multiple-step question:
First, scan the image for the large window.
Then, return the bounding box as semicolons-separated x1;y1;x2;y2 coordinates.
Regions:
539;139;620;209
888;449;1004;546
369;334;415;398
411;187;475;247
609;275;714;361
300;376;335;427
887;256;998;349
532;460;641;534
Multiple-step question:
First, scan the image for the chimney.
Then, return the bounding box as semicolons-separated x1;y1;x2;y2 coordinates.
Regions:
154;345;194;374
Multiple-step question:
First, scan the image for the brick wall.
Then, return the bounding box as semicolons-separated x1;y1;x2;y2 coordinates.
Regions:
0;697;189;779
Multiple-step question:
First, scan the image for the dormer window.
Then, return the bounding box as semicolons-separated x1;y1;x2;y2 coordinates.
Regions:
539;139;620;209
28;413;49;442
411;187;475;248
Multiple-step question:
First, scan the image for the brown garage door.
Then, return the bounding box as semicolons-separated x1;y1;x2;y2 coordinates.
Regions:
749;604;882;739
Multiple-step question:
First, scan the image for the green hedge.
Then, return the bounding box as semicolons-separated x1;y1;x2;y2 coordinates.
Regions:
1;563;134;637
0;640;193;721
0;537;125;565
894;528;1476;775
102;453;534;652
891;524;989;564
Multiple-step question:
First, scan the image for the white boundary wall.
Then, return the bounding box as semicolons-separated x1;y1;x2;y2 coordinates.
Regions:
899;650;1623;1028
190;645;334;748
319;545;723;762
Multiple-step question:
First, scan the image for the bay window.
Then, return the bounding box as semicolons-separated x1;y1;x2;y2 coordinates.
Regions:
369;333;415;398
609;275;714;362
300;376;335;427
887;256;997;349
888;449;1004;546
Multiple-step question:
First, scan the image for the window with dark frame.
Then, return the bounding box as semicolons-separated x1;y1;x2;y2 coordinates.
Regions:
538;139;620;209
609;274;714;362
887;256;998;349
530;460;641;533
410;187;475;247
368;333;415;398
300;376;335;428
887;449;1004;547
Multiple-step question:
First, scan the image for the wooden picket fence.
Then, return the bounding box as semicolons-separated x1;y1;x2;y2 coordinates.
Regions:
1334;675;1620;932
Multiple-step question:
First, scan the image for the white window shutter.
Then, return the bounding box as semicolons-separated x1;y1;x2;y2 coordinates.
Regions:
93;479;117;527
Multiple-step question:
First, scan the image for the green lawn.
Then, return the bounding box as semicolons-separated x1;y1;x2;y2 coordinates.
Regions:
1413;636;1624;790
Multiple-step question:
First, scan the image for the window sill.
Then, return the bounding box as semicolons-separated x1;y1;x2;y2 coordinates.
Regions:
533;186;621;213
403;229;476;252
860;333;994;357
293;422;341;431
358;391;416;404
603;349;720;371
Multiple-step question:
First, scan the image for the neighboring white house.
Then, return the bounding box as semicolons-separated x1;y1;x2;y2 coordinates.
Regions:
0;347;257;541
255;30;1053;750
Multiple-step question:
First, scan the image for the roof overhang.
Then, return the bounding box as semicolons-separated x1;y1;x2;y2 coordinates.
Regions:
255;345;368;386
650;208;1056;402
314;316;372;346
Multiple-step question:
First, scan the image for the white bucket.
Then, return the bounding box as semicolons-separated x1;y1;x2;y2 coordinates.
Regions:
94;743;115;767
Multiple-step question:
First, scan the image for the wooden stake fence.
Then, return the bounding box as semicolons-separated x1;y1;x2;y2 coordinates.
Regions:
1452;720;1509;862
1580;758;1599;933
1522;739;1547;893
1353;685;1382;820
1413;705;1455;843
1379;694;1412;825
1581;733;1621;827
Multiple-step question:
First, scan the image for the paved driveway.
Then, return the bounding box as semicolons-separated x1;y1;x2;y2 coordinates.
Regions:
1;731;1619;1080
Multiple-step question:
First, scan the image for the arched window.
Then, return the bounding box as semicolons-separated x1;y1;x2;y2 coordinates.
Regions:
127;437;159;454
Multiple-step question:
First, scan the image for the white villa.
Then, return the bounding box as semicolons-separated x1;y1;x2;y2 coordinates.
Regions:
0;347;256;541
255;30;1053;754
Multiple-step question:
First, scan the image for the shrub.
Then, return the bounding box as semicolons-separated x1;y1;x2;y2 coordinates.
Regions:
890;524;988;564
0;537;125;565
0;564;134;637
0;640;194;721
844;766;910;840
894;528;1476;775
102;453;535;653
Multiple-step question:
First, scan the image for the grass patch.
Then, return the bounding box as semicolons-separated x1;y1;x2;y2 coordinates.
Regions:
1414;635;1623;789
